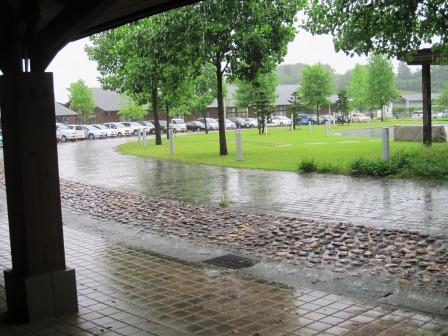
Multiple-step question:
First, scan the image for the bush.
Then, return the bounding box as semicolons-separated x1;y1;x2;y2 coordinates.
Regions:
299;159;317;173
350;157;399;177
218;195;230;208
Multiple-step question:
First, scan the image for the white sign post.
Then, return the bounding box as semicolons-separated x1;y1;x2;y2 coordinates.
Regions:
138;129;142;144
236;129;243;161
382;127;390;161
308;121;312;135
142;129;147;148
169;129;174;155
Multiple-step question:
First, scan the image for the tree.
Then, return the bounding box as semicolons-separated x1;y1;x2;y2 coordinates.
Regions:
347;64;369;112
436;81;448;112
336;90;349;118
87;10;191;146
235;72;278;134
68;79;96;123
304;1;448;59
181;0;303;154
299;64;333;124
118;99;146;121
366;54;399;122
287;88;303;130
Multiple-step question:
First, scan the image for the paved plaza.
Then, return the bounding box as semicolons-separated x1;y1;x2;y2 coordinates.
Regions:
1;214;448;336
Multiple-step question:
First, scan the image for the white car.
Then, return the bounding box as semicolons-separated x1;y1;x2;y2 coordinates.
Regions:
122;121;149;136
271;116;292;126
245;118;258;128
103;122;132;136
81;125;107;140
351;112;370;123
267;118;281;127
68;125;88;140
197;118;219;130
170;119;187;132
92;124;117;137
138;121;156;134
225;119;237;129
56;123;84;142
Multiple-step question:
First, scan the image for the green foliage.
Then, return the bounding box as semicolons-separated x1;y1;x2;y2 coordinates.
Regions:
235;72;278;134
218;195;231;208
366;55;399;121
336;90;349;116
347;64;369;112
118;99;146;121
350;158;398;177
299;159;317;173
304;0;448;59
299;63;333;123
287;88;303;129
68;79;96;123
436;81;448;111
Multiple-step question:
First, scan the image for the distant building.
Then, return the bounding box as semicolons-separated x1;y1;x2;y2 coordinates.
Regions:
55;103;78;124
90;88;131;123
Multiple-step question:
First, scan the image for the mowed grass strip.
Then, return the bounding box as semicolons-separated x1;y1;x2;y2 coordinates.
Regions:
118;120;444;173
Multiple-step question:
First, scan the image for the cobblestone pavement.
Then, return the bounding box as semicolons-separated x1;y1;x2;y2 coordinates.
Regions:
54;138;448;235
1;218;448;336
1;163;445;293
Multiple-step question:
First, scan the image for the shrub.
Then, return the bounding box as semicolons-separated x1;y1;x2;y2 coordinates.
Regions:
350;157;399;177
218;195;230;208
299;159;317;173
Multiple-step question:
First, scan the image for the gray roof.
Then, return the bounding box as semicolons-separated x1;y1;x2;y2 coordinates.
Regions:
208;84;338;108
55;102;77;117
91;88;130;112
400;92;440;102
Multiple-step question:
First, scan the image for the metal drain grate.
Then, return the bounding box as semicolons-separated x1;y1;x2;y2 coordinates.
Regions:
203;254;258;269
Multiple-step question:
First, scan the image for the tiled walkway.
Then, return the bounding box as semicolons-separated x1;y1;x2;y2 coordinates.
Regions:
1;222;448;336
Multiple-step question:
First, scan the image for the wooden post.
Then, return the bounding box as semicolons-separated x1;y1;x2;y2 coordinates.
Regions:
422;63;432;146
0;73;77;322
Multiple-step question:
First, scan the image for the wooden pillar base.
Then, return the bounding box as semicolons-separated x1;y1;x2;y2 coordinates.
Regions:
4;269;78;322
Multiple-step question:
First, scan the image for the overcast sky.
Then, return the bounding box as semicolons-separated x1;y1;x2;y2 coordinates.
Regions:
48;31;370;103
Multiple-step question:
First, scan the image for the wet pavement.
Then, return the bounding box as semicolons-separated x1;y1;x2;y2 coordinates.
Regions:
1;211;448;336
54;137;448;235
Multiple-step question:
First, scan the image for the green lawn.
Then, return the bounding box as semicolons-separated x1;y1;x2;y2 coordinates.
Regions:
118;120;446;174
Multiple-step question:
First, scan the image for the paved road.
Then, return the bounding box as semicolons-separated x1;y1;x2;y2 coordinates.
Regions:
51;137;448;235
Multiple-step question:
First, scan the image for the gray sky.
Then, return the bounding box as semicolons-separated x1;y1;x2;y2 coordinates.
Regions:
48;31;370;103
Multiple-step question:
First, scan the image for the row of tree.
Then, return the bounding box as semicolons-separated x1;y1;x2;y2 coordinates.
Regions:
86;0;303;155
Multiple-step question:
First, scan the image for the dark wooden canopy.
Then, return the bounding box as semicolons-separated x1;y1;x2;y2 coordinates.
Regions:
399;48;448;146
0;0;199;73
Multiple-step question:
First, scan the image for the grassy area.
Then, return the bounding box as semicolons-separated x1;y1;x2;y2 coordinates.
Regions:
118;120;448;179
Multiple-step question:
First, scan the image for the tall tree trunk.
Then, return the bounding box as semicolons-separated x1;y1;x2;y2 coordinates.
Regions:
152;87;162;145
380;106;384;122
216;62;228;155
316;104;320;125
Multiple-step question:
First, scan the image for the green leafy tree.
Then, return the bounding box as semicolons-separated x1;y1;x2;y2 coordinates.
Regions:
304;1;448;59
87;10;191;146
436;81;448;112
235;72;278;134
287;88;303;130
366;55;399;122
299;64;333;124
336;90;349;118
118;99;146;121
347;64;369;112
68;79;96;123
182;0;303;154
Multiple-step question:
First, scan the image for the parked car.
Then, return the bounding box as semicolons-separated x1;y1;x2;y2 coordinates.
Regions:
245;118;258;128
267;118;281;127
321;114;335;123
229;117;250;128
186;120;205;132
295;114;315;125
225;119;237;129
411;112;423;120
150;120;168;133
351;112;370;123
92;124;117;137
170;118;187;132
81;125;107;140
138;121;156;134
68;125;88;140
271;116;292;126
103;122;132;136
197;118;219;130
56;123;84;142
122;121;149;136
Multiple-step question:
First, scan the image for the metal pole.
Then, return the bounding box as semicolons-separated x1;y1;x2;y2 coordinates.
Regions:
169;129;174;155
236;129;243;161
308;121;312;135
143;129;147;148
325;121;329;137
138;129;142;144
382;127;390;161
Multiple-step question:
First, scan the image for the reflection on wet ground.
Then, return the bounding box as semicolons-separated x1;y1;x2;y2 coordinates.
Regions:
1;217;447;336
55;138;448;235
